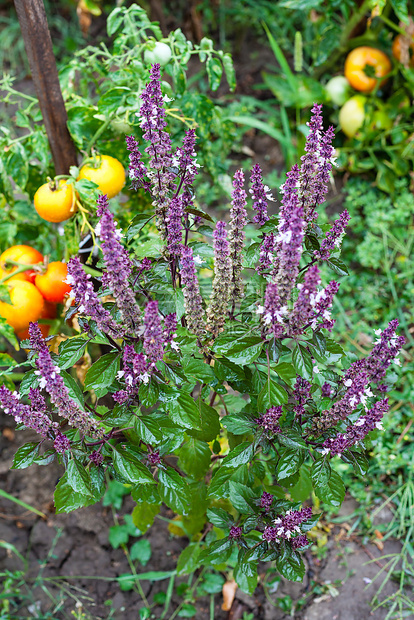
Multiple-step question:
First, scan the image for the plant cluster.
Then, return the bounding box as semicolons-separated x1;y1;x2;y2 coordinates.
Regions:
0;65;404;594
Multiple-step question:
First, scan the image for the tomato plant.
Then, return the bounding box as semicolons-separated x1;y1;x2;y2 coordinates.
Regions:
339;95;366;138
0;245;43;283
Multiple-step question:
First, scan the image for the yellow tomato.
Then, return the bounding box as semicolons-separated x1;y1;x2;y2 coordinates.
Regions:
0;280;44;332
344;46;391;93
78;155;125;199
34;180;77;223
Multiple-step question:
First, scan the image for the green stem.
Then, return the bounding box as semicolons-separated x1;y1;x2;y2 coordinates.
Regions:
313;0;373;79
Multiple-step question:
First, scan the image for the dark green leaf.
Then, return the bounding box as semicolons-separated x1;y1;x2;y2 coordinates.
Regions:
186;400;220;442
132;502;161;533
326;257;349;277
177;543;201;575
228;481;256;514
58;337;87;369
138;378;159;407
158;468;189;514
222;413;255;435
221;442;254;468
179;438;211;479
84;352;120;391
113;448;155;484
292;344;313;381
314;469;345;507
134;415;162;444
233;559;258;594
276;546;305;582
258;379;288;410
198;538;233;565
11;442;40;469
276;448;305;480
66;459;93;496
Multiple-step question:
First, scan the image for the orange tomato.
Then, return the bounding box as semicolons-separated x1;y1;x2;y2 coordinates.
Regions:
78;155;126;199
344;46;391;93
35;262;71;304
0;280;44;332
34;180;77;223
0;245;43;283
16;301;57;340
392;33;414;66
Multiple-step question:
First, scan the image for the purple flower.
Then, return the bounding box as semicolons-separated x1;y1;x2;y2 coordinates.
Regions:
89;450;104;466
125;134;150;192
54;431;70;453
176;129;199;187
293;376;312;417
321;382;332;398
273;507;312;540
256;233;275;274
272;165;305;304
256;406;283;434
67;257;122;339
143;301;165;364
164;313;178;347
322;398;389;456
229;525;243;539
0;384;54;438
148;451;161;465
166;196;184;256
114;345;150;403
314;321;404;435
96;195;141;333
139;64;175;239
29;323;102;438
261;283;285;338
180;245;206;340
315;210;350;260
299;104;336;223
228;169;248;299
207;221;232;336
313;280;340;331
288;265;321;335
260;492;274;512
291;535;310;550
250;163;272;225
262;526;279;542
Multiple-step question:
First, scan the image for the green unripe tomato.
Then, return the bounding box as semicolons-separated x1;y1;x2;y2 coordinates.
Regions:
371;110;392;131
325;76;351;106
144;42;172;67
339;95;366;138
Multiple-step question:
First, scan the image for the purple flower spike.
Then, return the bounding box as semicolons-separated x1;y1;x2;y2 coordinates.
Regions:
321;398;389;456
28;323;102;438
272;165;305;304
166;196;184;256
139;64;175;239
207;221;232;336
291;535;310;550
0;384;54;438
96;195;141;333
315;210;350;260
89;450;104;466
261;283;285;337
288;265;321;335
54;431;70;453
299;104;336;223
256;406;283;434
273;507;312;540
164;313;178;346
143;301;165;364
228;169;248;299
229;526;243;539
293;376;312;417
250;163;272;225
260;491;274;512
125;135;150;192
257;233;275;274
176;129;199;188
67;257;122;339
180;245;206;340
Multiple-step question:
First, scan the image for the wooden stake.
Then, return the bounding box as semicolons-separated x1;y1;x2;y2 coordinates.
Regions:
13;0;78;175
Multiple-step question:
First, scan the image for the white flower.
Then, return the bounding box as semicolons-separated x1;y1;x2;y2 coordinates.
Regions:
256;305;265;315
117;370;125;379
193;254;204;266
374;328;382;336
139;372;150;384
313;366;320;374
163;94;174;103
394;358;401;367
94;222;101;237
170;341;180;352
344;379;353;387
